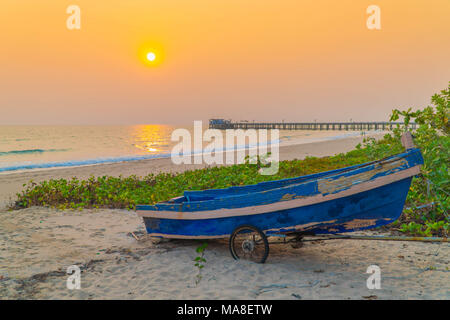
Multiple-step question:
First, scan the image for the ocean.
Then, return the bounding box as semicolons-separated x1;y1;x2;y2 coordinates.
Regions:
0;125;371;173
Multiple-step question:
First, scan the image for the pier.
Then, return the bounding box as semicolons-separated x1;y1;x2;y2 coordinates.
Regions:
209;119;416;131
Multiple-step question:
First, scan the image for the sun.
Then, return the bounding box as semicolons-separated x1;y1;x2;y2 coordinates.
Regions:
138;43;164;67
147;52;156;62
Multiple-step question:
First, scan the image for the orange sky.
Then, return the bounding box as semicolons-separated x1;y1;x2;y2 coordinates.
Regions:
0;0;449;124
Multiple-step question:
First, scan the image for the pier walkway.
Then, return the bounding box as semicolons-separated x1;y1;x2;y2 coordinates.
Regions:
209;119;416;131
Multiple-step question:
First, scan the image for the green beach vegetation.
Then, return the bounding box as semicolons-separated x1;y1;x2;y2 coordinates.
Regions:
389;83;449;237
13;84;449;236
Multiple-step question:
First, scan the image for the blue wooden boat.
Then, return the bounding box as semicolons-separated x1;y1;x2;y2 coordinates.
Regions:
137;134;423;262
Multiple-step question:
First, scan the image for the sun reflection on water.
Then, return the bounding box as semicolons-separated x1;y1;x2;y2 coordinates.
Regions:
131;124;173;154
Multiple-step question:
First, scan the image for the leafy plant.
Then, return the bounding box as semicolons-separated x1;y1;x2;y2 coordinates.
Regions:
194;242;208;285
390;82;449;236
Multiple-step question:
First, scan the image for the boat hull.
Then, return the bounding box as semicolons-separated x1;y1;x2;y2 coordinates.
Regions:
138;147;423;239
141;176;413;239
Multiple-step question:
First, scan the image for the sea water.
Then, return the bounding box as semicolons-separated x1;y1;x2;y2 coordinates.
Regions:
0;124;372;173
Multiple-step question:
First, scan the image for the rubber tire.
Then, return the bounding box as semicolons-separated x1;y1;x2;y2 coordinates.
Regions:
229;225;269;264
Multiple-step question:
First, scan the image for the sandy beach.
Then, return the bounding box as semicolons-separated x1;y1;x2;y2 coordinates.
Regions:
1;135;449;300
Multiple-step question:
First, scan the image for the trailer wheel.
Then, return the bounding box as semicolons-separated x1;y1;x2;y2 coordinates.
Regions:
229;225;269;263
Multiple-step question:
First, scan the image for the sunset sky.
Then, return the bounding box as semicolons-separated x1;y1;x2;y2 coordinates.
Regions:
1;0;449;125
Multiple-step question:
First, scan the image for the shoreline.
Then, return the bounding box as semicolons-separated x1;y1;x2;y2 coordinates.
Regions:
0;133;383;208
0;129;381;175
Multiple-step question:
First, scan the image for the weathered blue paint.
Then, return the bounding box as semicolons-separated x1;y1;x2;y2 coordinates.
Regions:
137;148;423;238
